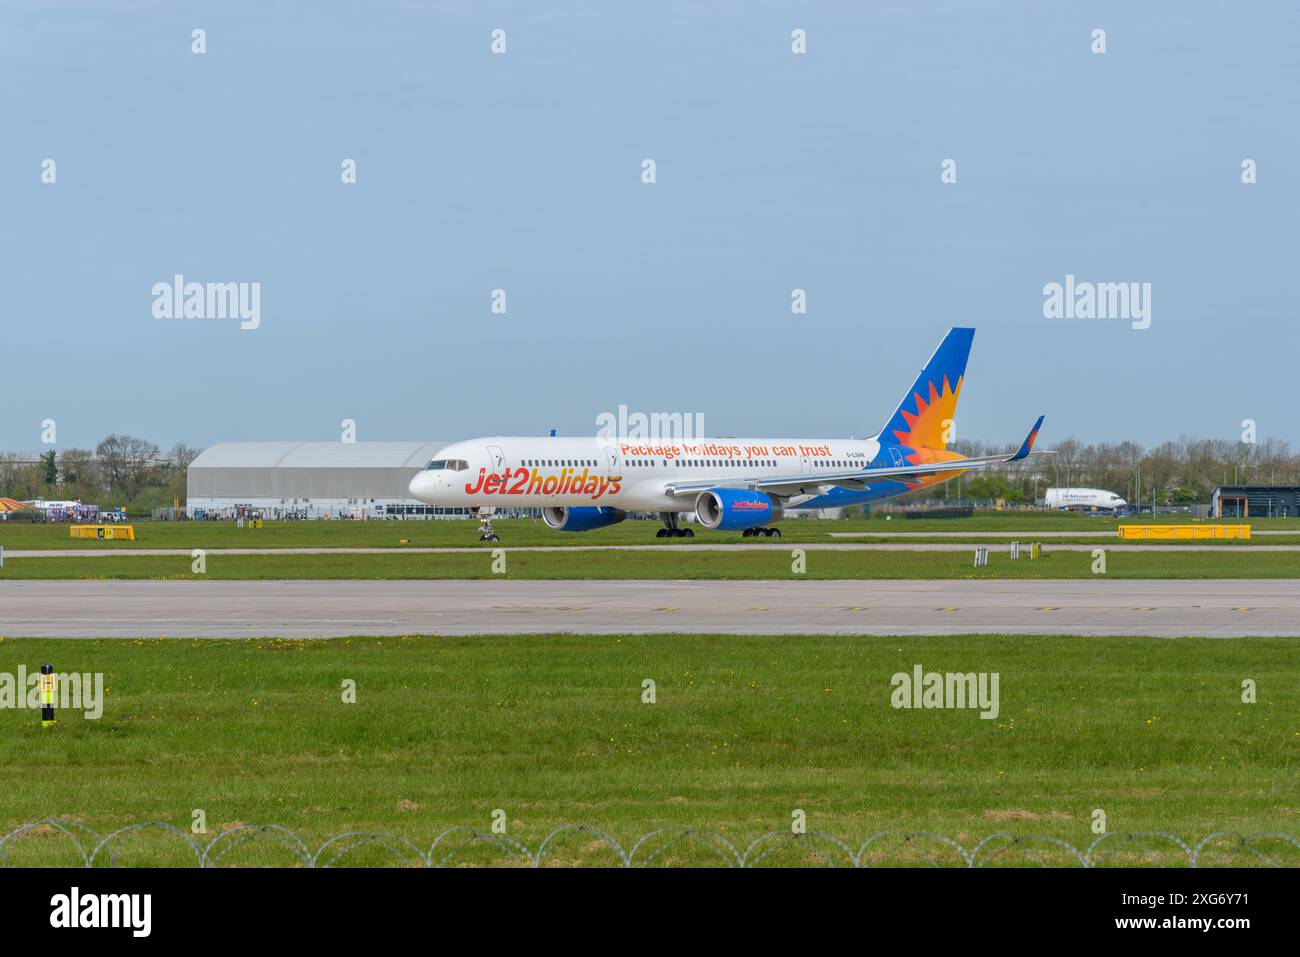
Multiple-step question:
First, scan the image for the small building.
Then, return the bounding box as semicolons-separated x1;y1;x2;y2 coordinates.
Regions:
186;441;468;519
1210;485;1300;519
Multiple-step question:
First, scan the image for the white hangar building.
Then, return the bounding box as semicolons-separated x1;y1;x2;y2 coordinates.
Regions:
186;441;469;519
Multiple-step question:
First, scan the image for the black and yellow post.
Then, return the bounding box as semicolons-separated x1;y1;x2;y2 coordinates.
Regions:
40;664;56;727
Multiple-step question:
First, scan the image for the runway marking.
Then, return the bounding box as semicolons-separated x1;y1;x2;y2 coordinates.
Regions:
490;605;587;612
938;606;960;612
1038;607;1059;611
655;607;678;612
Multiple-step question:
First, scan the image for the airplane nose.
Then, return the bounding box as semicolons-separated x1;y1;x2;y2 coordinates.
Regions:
409;471;437;502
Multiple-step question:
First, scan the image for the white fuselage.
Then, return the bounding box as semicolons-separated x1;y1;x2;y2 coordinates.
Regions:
409;436;883;512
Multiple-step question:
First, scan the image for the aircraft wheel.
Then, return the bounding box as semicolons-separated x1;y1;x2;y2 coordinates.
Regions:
656;528;667;538
742;528;753;538
769;528;781;538
682;528;694;538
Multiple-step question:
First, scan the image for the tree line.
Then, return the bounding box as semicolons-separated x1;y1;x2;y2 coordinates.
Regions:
921;435;1299;505
0;435;201;510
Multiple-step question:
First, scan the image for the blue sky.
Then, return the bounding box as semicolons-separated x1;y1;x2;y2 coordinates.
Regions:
3;1;1297;452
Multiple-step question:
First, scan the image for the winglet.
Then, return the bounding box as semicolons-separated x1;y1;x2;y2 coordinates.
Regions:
1009;415;1045;461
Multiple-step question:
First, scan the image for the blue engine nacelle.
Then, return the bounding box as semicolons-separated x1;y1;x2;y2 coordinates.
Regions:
694;488;783;531
542;506;628;532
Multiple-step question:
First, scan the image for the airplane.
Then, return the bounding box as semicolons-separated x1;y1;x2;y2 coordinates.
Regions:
408;327;1052;540
1044;488;1127;513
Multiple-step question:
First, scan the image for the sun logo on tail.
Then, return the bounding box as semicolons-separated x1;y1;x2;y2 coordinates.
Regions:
892;374;962;452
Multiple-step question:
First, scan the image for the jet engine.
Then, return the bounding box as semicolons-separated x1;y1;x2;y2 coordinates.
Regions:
541;506;628;531
694;488;783;531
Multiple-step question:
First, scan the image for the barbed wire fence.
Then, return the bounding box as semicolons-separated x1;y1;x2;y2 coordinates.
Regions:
1;819;1296;868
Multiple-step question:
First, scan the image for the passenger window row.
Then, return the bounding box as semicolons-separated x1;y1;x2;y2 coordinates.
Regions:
522;459;599;467
658;459;781;468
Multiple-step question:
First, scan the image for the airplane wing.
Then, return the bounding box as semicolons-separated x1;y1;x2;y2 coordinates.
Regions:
664;416;1051;500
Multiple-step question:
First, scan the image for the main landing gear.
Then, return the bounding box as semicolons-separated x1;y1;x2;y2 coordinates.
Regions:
475;508;499;542
656;512;694;538
742;527;781;538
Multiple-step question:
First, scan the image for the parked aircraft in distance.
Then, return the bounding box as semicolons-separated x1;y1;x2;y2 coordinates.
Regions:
22;499;85;511
409;328;1053;540
1044;487;1127;513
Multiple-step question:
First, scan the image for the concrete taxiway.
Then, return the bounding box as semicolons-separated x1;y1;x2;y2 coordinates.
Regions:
2;579;1297;638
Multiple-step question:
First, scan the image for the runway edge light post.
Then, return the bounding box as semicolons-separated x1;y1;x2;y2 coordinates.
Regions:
40;663;56;727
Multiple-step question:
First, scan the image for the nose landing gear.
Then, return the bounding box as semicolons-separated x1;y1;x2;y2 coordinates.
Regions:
475;507;499;542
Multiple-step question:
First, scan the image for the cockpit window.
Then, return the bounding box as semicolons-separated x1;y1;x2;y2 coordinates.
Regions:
425;459;446;471
447;459;468;471
425;459;469;471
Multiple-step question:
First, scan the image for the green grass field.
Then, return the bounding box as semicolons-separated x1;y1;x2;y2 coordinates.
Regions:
0;634;1295;867
3;515;1296;550
1;548;1298;580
